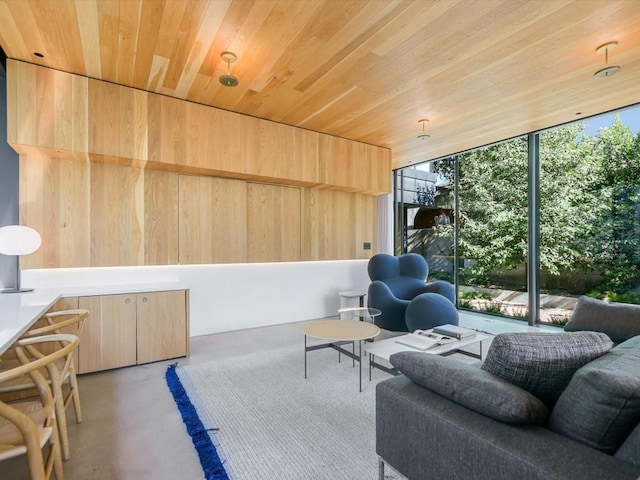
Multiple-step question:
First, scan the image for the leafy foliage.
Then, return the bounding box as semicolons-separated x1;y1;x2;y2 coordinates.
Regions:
432;115;640;296
459;291;491;300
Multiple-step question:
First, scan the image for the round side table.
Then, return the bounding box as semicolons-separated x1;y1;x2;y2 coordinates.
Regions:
302;319;380;392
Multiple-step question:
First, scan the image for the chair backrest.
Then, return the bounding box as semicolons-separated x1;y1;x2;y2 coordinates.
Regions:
368;253;430;300
4;334;80;401
24;309;89;338
0;334;78;478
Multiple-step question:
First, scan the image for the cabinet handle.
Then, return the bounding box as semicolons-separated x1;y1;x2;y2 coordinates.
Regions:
125;298;131;304
142;297;148;303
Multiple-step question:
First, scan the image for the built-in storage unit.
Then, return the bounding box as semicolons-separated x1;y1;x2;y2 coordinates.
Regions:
77;289;188;374
9;60;389;270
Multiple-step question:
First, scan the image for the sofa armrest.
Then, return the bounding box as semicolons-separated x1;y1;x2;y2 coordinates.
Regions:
376;376;640;480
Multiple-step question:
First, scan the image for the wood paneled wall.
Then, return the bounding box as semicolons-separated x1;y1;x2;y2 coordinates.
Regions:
302;189;376;261
178;175;248;264
19;157;377;268
8;60;390;194
247;183;301;263
144;170;179;265
19;156;175;268
11;59;385;268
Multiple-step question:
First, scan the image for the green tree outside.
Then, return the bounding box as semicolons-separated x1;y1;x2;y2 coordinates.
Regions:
432;116;640;300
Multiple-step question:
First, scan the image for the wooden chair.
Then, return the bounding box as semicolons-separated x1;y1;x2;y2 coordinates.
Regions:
0;309;88;460
0;333;79;480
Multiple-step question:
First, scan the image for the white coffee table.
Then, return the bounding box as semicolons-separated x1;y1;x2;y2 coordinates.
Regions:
302;319;380;392
364;329;491;379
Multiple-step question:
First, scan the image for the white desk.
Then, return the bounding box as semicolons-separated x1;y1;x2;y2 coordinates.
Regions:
0;282;188;355
0;288;60;355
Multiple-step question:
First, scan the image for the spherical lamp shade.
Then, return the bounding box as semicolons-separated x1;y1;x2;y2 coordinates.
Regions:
0;225;42;256
0;226;41;293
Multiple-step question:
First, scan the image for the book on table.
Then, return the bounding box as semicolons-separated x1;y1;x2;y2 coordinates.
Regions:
432;324;477;339
394;330;458;351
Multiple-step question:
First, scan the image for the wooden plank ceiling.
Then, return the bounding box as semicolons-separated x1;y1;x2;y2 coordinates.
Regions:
1;0;639;169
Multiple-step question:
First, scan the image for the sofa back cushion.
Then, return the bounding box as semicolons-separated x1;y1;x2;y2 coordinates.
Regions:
548;336;640;454
564;295;640;344
481;331;613;406
390;351;549;424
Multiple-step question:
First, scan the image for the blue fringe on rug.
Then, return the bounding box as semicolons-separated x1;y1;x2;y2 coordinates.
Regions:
165;363;230;480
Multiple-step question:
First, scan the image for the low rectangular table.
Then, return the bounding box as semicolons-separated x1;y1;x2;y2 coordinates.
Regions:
365;330;491;378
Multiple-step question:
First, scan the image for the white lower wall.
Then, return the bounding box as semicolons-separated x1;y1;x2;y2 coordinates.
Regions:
22;260;371;337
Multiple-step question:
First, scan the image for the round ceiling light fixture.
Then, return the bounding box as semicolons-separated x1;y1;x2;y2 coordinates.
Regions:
593;41;621;78
417;119;430;140
219;51;239;87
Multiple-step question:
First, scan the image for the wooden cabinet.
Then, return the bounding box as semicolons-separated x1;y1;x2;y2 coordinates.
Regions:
78;294;137;373
77;289;188;374
136;291;187;365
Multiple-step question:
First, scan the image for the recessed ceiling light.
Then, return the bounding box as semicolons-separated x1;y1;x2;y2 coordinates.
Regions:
593;41;620;78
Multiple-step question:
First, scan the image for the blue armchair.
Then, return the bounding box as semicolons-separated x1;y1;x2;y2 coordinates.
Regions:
367;253;458;332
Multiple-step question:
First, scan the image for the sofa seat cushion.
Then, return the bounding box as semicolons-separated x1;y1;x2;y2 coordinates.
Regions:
389;351;548;424
548;336;640;454
616;422;640;467
564;295;640;343
481;332;613;406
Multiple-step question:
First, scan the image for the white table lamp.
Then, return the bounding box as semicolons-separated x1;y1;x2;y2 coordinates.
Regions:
0;225;42;293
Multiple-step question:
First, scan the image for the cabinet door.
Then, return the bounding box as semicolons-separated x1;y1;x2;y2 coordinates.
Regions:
136;290;187;364
78;294;137;373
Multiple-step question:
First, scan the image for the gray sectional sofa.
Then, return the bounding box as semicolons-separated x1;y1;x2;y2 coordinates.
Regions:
376;297;640;480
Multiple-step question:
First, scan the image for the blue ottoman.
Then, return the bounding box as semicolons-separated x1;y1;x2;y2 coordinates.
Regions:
405;292;459;332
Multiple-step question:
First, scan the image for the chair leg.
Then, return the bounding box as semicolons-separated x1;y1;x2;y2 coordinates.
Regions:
52;440;64;479
66;369;82;423
55;395;70;461
50;375;70;461
378;457;385;480
24;433;47;480
49;422;65;480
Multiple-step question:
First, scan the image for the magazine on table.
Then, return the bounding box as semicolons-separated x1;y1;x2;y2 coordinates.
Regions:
432;324;477;339
394;330;458;351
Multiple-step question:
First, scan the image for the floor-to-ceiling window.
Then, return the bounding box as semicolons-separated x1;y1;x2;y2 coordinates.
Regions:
434;137;529;320
394;104;640;325
538;111;640;325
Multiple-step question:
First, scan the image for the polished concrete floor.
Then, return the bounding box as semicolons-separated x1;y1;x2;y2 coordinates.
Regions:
4;320;320;480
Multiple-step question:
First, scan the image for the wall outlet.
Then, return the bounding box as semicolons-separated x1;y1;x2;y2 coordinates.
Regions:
363;242;371;250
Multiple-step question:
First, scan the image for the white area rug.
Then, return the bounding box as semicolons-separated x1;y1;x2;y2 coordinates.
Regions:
172;344;399;480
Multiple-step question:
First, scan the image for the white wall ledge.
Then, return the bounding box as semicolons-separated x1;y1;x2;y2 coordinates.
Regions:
23;260;371;337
